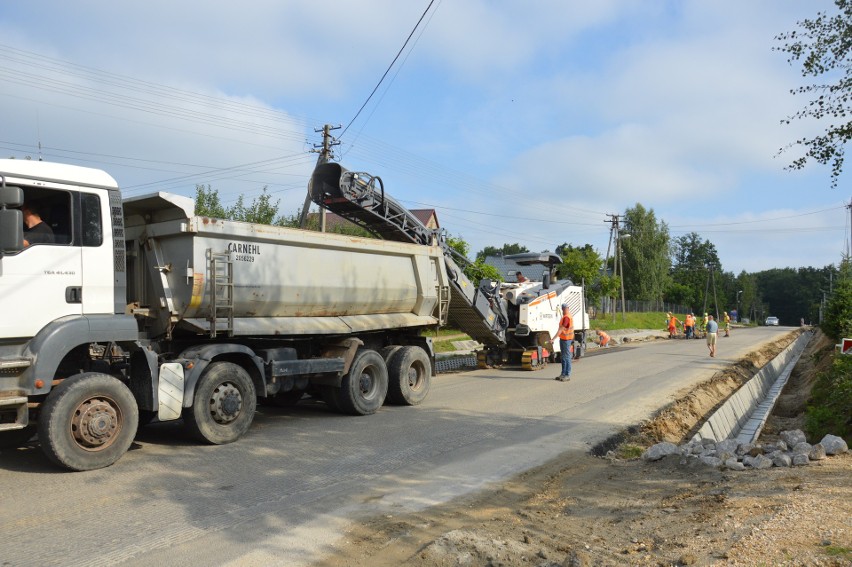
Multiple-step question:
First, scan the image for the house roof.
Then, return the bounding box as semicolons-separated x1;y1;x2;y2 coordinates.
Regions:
483;255;548;282
410;209;439;228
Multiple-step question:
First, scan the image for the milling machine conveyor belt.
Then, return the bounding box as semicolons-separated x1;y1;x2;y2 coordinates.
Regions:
310;162;507;346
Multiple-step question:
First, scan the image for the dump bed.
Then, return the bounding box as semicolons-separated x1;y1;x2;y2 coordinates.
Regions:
123;193;448;338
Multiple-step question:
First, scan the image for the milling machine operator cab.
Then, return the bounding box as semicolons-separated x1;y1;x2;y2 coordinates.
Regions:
504;252;564;289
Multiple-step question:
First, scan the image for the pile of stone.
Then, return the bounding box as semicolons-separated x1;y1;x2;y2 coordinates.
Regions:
641;429;848;471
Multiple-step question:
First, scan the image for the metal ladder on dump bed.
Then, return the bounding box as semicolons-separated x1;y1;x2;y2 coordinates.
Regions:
208;250;234;338
309;162;508;346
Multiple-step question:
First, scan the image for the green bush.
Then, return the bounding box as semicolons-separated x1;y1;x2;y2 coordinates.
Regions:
821;263;852;341
805;353;852;442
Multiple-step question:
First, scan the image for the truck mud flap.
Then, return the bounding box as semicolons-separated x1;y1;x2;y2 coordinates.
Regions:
157;363;185;421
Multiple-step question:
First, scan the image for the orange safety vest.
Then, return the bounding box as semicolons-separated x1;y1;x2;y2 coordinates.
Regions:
598;331;610;346
685;315;694;327
558;314;574;340
668;316;678;329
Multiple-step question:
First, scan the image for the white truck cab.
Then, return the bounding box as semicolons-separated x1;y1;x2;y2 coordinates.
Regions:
0;160;124;335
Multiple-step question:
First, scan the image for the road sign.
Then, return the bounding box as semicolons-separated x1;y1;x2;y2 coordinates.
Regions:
842;338;852;355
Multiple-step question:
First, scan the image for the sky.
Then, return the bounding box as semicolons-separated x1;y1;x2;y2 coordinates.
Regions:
1;0;850;274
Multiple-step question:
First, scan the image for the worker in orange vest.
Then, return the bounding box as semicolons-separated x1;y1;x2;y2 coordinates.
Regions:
667;312;681;339
684;313;695;339
596;329;611;348
552;304;574;382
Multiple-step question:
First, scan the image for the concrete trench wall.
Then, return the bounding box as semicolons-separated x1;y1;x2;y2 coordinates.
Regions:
691;331;813;444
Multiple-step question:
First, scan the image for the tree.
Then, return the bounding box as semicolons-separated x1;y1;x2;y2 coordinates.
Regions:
735;271;760;322
620;204;671;301
194;185;286;225
447;235;503;283
754;265;838;325
229;188;283;225
556;243;604;305
475;243;529;262
822;260;852;339
776;1;852;187
194;184;228;218
669;232;722;310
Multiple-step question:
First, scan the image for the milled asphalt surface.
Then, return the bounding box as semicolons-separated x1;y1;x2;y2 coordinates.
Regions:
0;326;793;567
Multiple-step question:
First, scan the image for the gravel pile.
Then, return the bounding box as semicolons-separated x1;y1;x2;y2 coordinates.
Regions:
641;429;848;470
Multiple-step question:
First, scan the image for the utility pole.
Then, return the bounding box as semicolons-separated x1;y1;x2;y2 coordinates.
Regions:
701;262;719;320
847;197;852;258
605;213;627;322
298;124;341;230
603;216;615;316
618;226;627;322
736;290;742;322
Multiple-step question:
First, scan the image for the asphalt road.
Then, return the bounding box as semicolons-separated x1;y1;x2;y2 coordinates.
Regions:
0;326;793;567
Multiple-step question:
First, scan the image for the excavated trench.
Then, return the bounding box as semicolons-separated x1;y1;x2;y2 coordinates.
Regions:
592;327;820;456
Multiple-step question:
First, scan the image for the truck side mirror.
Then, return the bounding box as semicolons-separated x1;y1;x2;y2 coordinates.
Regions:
0;185;23;208
0;209;24;253
0;185;24;253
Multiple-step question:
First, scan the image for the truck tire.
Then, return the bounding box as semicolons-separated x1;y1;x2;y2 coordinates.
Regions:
0;426;36;450
335;349;388;415
184;362;256;444
386;346;431;406
37;372;139;471
379;345;402;363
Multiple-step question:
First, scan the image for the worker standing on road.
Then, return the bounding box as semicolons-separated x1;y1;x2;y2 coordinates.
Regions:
723;312;731;337
552;304;574;382
667;312;681;339
684;313;695;340
701;313;709;337
706;315;719;357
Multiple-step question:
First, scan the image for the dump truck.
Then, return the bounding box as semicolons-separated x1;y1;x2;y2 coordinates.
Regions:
0;159;514;470
0;159;585;471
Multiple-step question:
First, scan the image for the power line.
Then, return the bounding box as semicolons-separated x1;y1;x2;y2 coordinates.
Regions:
667;205;845;228
342;0;443;151
340;0;437;138
399;199;602;226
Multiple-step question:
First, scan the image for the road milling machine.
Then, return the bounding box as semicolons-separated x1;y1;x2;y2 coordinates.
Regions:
486;253;589;370
308;163;589;371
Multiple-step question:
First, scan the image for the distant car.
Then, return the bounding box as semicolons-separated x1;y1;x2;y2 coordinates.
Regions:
765;316;780;326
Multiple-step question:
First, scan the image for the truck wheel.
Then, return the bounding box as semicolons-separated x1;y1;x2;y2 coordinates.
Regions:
184;362;256;444
379;345;402;363
37;373;139;471
335;349;388;415
0;426;36;450
386;346;431;405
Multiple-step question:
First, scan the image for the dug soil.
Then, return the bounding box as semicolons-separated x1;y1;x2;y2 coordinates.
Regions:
316;329;851;567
